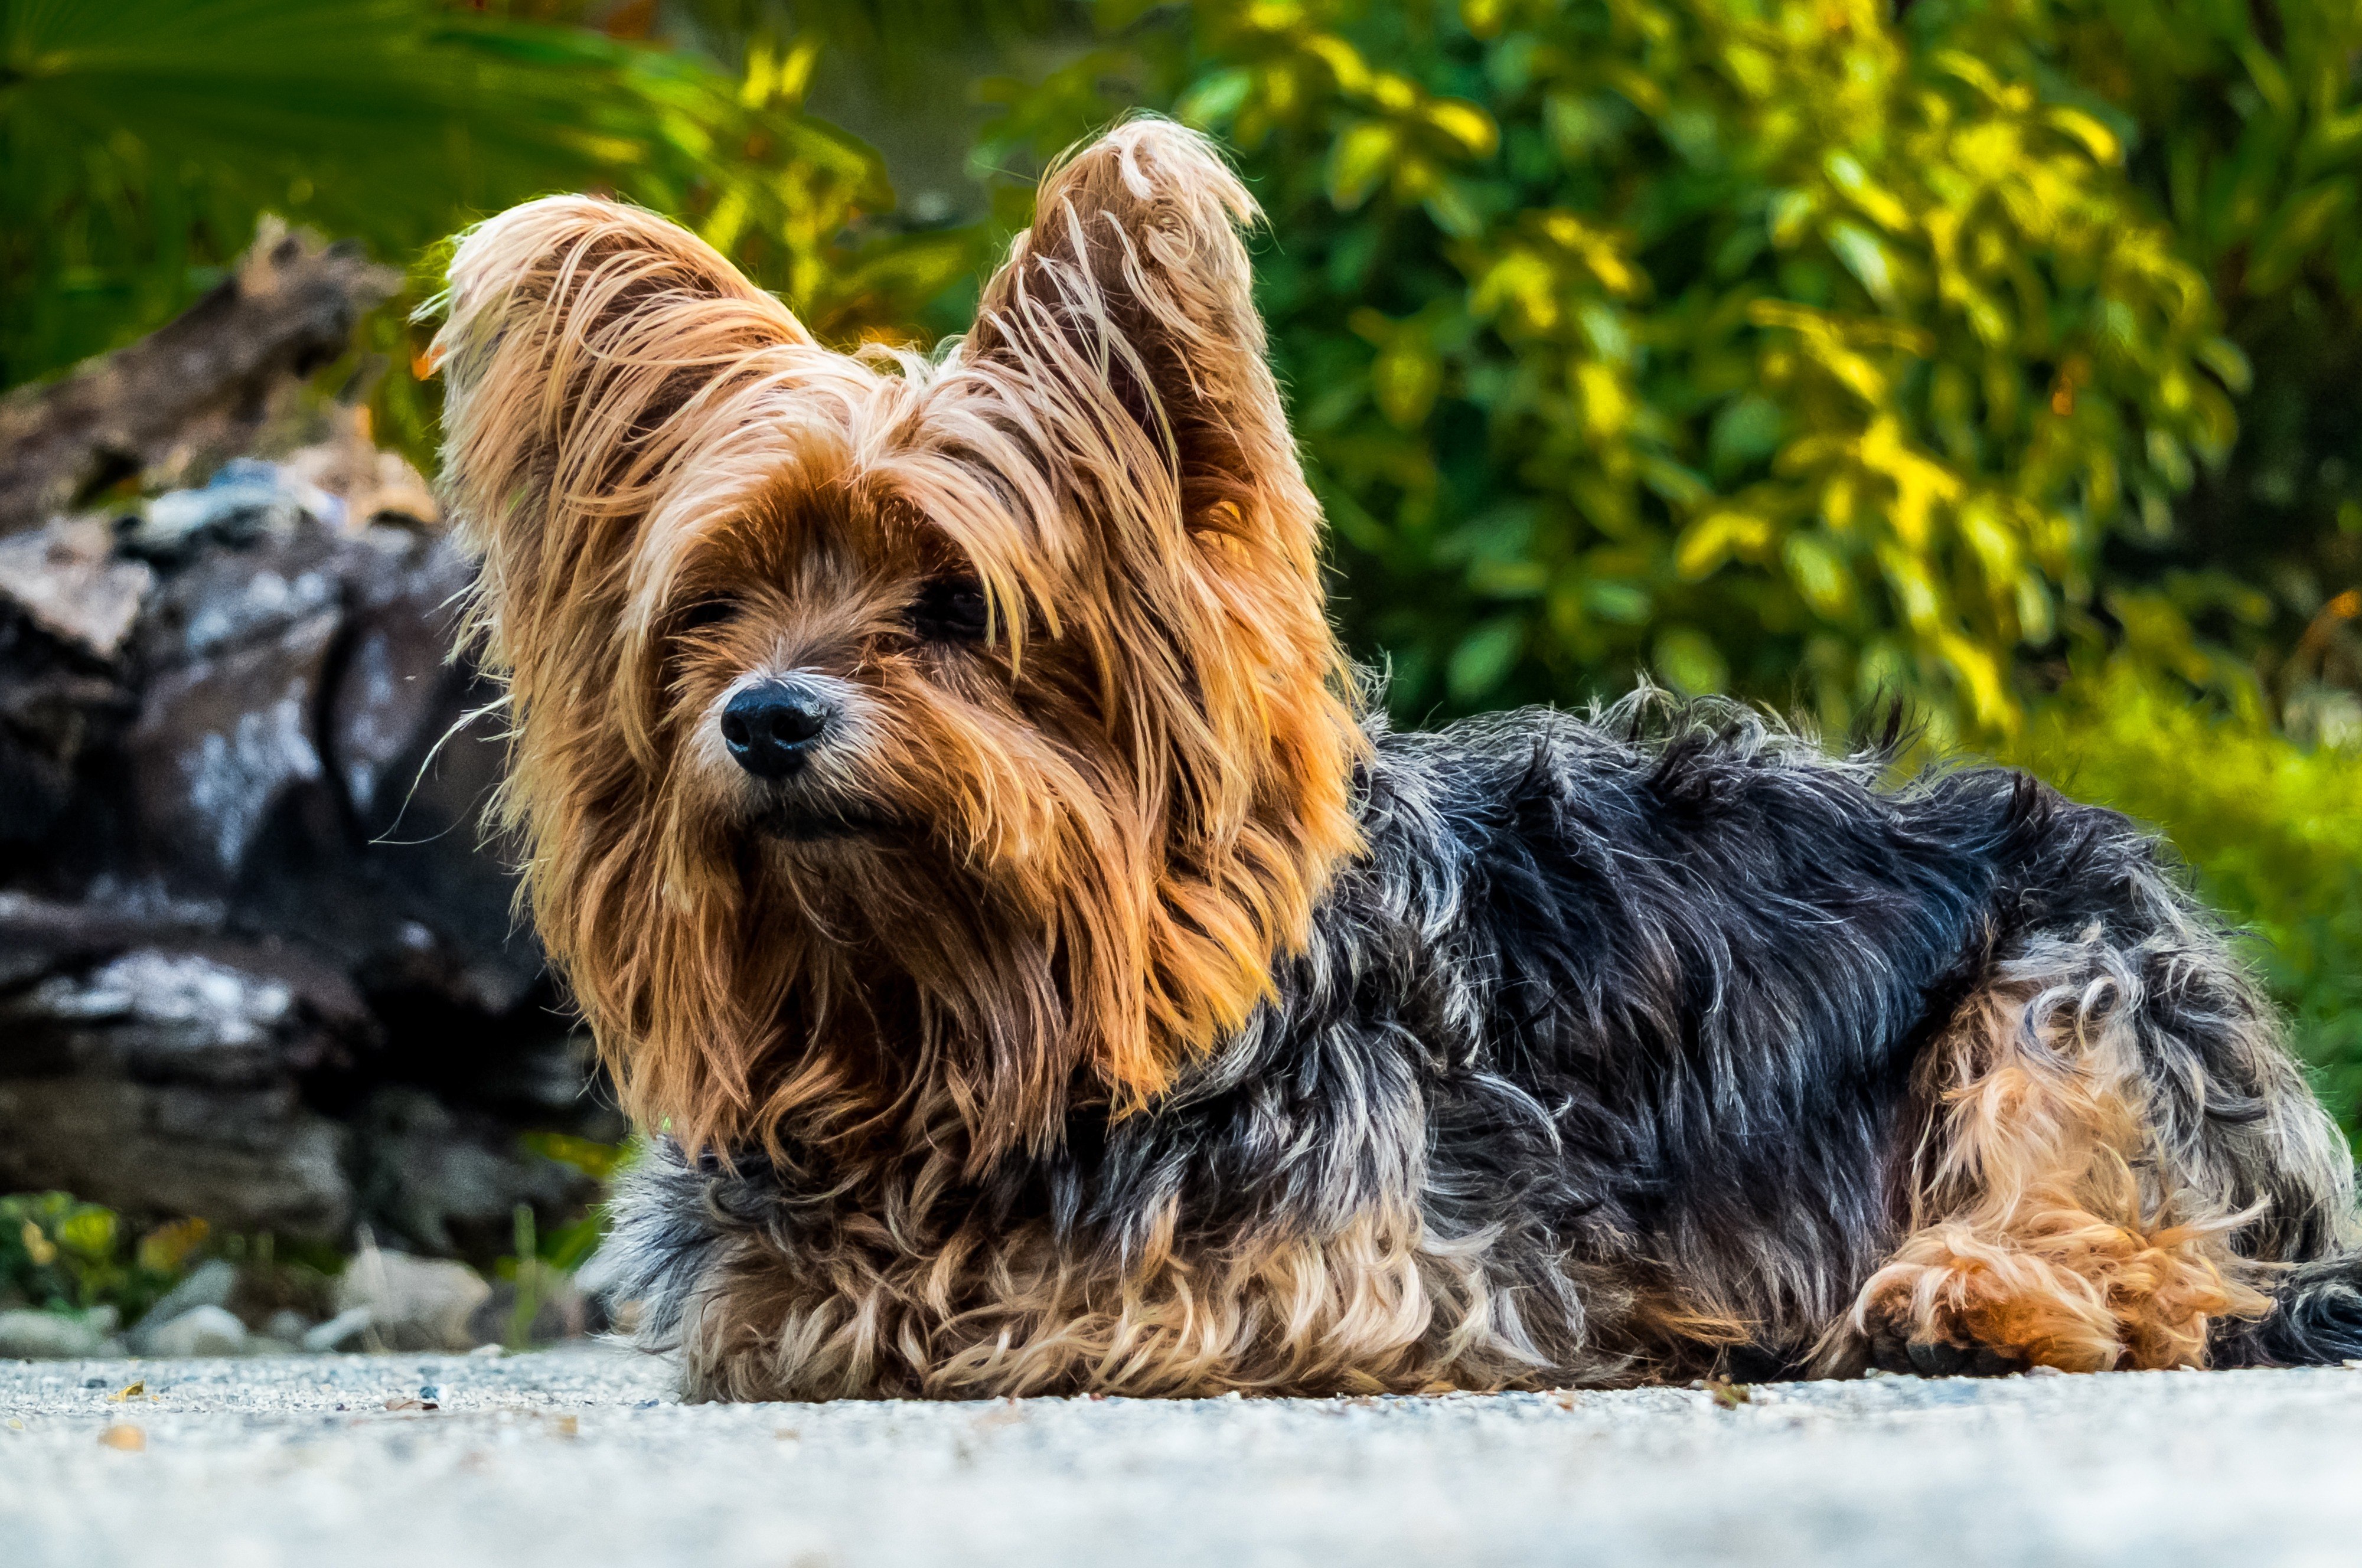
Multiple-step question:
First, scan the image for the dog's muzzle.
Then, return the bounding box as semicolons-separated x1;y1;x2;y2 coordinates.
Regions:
720;680;836;780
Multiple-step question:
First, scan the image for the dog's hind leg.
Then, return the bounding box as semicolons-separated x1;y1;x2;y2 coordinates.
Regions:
1828;915;2353;1376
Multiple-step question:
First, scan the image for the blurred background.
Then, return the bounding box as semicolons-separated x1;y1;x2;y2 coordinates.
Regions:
4;0;2361;1355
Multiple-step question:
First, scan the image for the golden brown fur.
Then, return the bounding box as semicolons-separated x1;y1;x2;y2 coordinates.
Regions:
433;121;1363;1167
1829;932;2281;1373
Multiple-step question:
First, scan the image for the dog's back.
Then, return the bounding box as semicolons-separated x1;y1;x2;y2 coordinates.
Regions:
1335;700;2361;1380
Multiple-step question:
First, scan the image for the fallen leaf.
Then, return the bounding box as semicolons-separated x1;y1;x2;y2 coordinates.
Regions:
99;1425;144;1451
1699;1376;1752;1409
106;1381;145;1403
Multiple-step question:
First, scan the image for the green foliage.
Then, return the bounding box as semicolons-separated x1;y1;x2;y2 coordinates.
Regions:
2005;659;2362;1133
1;0;981;462
517;1130;630;1275
977;0;2255;740
0;1193;205;1321
1911;0;2362;742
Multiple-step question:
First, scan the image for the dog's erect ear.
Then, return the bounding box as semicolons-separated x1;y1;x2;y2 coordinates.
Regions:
963;117;1320;579
955;120;1365;1116
430;197;807;677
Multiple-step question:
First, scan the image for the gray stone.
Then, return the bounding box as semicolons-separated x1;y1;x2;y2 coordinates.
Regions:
331;1242;490;1352
0;302;607;1279
326;531;471;818
0;517;154;661
133;1258;239;1333
355;1087;599;1257
135;1304;247;1358
128;609;337;878
300;1306;372;1352
0;1078;353;1240
10;950;296;1086
0;1308;103;1359
123;459;344;559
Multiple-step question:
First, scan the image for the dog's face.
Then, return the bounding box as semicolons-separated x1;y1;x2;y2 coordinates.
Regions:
433;122;1363;1159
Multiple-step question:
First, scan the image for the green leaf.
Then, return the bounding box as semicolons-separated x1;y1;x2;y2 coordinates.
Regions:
1448;616;1527;701
1175;67;1254;130
1652;626;1728;695
1328;121;1397;210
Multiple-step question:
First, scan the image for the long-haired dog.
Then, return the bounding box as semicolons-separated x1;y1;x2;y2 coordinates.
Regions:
431;119;2362;1398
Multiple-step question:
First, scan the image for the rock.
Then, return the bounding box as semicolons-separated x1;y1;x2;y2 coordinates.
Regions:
122;459;344;560
279;411;439;530
0;518;154;662
466;1272;590;1348
140;518;345;665
0;277;623;1288
263;1309;312;1344
327;530;471;820
0;607;131;848
355;1088;600;1259
0;1078;353;1240
331;1242;490;1352
128;609;337;880
138;1304;248;1358
136;1259;240;1331
301;1306;373;1353
0;220;399;529
0;334;611;1272
9;951;298;1086
0;1308;105;1359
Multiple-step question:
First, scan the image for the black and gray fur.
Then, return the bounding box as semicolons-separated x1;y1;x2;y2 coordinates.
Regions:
599;695;2362;1390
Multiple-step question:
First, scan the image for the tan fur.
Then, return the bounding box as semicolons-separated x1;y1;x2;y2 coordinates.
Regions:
1831;933;2276;1373
671;1184;1594;1400
430;120;1365;1167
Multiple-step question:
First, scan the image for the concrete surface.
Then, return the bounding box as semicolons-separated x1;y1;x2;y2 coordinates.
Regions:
5;1349;2360;1567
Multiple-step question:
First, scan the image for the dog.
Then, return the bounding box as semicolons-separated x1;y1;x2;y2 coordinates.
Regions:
430;118;2362;1399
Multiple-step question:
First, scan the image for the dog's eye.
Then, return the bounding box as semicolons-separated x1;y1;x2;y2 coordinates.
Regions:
908;577;991;643
676;597;738;635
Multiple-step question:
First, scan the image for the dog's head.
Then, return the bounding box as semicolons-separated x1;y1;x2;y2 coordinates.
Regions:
432;120;1363;1160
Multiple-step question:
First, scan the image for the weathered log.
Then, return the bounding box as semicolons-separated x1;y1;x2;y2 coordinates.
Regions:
0;221;400;533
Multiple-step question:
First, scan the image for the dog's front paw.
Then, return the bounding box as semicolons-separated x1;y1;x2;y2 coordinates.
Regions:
1865;1324;2028;1378
1858;1270;2035;1379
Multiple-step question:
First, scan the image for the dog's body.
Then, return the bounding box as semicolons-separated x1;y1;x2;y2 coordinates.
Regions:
435;120;2362;1399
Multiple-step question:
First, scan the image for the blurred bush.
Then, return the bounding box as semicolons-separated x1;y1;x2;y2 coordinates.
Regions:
1916;0;2362;740
977;0;2255;739
2004;658;2362;1135
0;1192;203;1321
0;0;983;460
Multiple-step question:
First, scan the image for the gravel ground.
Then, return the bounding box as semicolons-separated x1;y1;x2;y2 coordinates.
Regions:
5;1349;2360;1567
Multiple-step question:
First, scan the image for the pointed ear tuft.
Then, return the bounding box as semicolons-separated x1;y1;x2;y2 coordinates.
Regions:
964;116;1310;559
429;197;807;670
957;120;1368;1112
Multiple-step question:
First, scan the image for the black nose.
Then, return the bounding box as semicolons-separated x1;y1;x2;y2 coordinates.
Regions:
720;682;836;779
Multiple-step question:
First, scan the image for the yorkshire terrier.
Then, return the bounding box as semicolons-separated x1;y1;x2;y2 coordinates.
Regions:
432;119;2362;1399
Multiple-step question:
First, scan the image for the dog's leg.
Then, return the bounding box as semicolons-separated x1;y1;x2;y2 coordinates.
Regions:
1834;932;2285;1375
